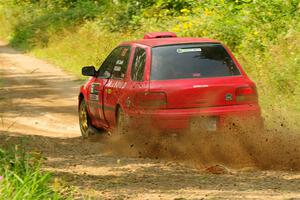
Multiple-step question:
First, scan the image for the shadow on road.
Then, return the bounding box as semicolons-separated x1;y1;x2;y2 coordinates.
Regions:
0;73;80;117
0;43;21;54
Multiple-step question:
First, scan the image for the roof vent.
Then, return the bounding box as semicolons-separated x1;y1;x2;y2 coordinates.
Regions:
143;32;177;39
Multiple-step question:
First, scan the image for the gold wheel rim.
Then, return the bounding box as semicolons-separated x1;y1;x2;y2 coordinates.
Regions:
80;104;88;134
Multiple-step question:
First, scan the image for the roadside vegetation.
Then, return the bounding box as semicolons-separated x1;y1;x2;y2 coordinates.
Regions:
0;142;64;199
0;1;299;199
0;0;299;129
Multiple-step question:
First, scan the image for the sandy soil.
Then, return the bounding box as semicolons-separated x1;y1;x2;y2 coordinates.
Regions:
1;41;300;199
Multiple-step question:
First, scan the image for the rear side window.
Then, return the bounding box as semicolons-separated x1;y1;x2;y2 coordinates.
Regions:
131;47;146;81
151;43;241;80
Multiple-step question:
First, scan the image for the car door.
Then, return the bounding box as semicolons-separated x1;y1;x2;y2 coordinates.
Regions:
87;47;121;129
103;46;131;127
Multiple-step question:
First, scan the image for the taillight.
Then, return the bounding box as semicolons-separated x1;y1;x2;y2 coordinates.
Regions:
236;86;258;103
135;92;167;109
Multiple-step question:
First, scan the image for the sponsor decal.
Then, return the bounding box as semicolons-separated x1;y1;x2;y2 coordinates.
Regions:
177;48;202;54
113;66;122;72
116;60;124;65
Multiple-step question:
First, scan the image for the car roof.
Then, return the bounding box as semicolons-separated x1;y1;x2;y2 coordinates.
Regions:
121;37;221;48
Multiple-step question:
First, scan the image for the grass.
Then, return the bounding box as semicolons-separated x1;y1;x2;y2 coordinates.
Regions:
32;27;133;76
0;142;64;200
0;1;299;198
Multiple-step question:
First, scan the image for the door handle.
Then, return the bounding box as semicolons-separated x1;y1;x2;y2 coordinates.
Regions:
91;83;101;94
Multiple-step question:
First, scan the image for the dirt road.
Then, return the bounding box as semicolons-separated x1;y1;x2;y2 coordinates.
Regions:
1;41;300;199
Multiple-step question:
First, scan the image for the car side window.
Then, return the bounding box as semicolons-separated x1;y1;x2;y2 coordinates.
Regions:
111;46;131;79
131;47;146;81
98;47;121;78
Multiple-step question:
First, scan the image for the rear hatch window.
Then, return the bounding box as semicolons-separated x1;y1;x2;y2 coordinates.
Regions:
151;43;241;80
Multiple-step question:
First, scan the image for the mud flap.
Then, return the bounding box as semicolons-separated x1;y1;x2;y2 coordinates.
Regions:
88;125;105;135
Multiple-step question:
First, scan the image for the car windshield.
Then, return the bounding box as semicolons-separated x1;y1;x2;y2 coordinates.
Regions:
151;43;241;80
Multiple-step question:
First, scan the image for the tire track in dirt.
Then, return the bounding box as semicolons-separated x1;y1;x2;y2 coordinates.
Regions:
1;41;300;199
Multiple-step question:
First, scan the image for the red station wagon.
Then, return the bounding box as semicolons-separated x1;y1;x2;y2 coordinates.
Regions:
78;32;263;137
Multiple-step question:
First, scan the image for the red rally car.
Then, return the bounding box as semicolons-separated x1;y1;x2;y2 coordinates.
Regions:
78;32;262;137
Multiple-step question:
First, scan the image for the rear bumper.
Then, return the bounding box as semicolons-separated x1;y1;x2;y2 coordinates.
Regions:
127;104;262;130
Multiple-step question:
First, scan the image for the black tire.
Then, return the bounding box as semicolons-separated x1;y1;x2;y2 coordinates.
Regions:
79;99;94;138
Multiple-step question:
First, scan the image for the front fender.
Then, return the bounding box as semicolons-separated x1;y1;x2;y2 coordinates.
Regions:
78;85;88;110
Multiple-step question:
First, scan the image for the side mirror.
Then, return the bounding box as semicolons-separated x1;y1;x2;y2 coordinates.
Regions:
82;66;96;76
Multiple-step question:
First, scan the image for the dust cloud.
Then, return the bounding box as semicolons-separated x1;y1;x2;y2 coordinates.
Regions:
98;119;300;171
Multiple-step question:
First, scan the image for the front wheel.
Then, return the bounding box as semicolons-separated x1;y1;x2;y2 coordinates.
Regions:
79;99;94;138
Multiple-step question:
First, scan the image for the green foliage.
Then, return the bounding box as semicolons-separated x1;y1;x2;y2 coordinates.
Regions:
0;144;62;199
3;0;108;49
155;0;196;13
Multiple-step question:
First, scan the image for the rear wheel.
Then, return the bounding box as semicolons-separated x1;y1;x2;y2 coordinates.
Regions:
79;99;94;138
